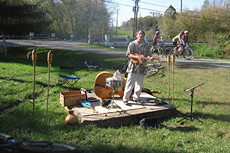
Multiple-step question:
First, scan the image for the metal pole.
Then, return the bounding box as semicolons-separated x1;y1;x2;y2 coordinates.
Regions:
167;56;171;103
116;10;118;37
190;89;194;121
133;0;139;38
172;55;175;104
152;12;154;34
46;50;53;115
2;34;7;57
32;50;37;114
133;7;136;38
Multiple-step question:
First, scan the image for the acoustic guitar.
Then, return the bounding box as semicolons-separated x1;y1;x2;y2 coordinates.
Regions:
94;71;127;99
131;53;159;64
94;71;160;99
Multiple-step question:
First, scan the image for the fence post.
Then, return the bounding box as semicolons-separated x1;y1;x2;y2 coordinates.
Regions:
105;35;111;47
2;34;7;57
29;32;34;40
145;36;149;43
126;36;130;45
51;33;55;40
70;34;74;41
88;34;91;44
161;36;164;42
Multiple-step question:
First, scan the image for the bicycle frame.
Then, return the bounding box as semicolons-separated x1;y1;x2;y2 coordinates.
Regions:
170;43;194;60
0;132;77;153
151;41;167;57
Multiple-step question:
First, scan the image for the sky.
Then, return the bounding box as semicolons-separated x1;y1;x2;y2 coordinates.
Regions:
110;0;205;26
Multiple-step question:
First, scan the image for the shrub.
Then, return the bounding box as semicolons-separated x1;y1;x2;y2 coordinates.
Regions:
224;44;230;56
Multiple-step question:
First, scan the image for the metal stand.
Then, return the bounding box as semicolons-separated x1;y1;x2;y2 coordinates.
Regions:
177;83;204;124
105;87;126;116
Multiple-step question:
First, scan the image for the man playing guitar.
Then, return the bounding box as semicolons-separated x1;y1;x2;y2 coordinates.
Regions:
123;30;159;105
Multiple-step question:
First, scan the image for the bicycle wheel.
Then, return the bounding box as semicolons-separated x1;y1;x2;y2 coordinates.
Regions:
165;47;173;57
183;47;194;60
20;141;77;153
168;47;176;56
0;133;12;143
145;64;159;78
158;48;164;57
0;133;14;153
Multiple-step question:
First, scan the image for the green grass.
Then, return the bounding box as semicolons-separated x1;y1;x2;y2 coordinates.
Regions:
0;47;230;153
80;43;126;51
112;27;133;38
187;44;230;60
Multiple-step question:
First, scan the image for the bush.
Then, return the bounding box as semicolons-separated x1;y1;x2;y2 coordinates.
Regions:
224;44;230;56
190;43;225;57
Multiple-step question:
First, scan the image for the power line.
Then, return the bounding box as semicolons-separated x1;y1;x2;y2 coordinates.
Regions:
139;1;171;9
102;0;164;13
103;0;230;20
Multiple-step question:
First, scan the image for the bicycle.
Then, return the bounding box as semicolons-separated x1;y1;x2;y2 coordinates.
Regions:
168;44;195;60
84;60;103;71
112;59;163;78
145;60;164;78
112;60;130;74
0;131;77;153
151;41;167;57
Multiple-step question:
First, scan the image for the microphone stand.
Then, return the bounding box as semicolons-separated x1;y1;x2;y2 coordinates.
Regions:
177;83;204;124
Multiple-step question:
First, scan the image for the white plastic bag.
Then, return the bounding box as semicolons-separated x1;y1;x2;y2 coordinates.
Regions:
113;70;122;80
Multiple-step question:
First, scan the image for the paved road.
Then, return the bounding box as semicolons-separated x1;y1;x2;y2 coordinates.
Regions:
1;39;230;68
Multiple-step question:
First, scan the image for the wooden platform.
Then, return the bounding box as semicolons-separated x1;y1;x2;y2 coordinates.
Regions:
67;92;177;127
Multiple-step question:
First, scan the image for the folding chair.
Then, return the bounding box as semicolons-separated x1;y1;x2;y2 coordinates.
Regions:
58;66;80;88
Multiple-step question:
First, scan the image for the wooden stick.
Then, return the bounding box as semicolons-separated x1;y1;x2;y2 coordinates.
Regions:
32;50;37;114
46;50;53;115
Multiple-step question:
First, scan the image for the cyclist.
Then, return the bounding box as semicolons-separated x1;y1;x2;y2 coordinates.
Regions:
150;31;161;52
177;30;189;53
182;31;189;47
172;30;184;46
172;31;186;54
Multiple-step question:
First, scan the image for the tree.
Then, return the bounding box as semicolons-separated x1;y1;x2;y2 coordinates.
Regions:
159;5;177;39
74;0;109;37
0;1;50;35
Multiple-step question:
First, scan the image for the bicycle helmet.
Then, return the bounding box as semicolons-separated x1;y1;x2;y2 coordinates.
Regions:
156;31;160;35
184;31;188;34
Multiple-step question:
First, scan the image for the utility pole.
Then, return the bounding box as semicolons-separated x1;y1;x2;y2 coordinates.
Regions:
150;12;155;35
133;0;139;38
116;10;118;37
180;0;182;12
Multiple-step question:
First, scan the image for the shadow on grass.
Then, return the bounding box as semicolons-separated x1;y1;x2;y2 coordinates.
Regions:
1;107;183;153
0;76;49;87
175;60;230;69
161;124;199;133
78;143;181;153
174;109;230;123
196;101;230;106
194;112;230;122
0;47;128;71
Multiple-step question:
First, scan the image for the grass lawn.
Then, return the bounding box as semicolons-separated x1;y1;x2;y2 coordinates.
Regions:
0;47;230;153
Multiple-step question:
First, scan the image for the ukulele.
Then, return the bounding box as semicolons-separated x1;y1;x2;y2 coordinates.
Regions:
131;53;159;64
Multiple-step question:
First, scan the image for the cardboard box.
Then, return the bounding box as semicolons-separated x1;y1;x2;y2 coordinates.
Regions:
60;90;86;107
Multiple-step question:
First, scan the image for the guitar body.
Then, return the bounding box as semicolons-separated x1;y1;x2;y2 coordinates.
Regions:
94;71;131;99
